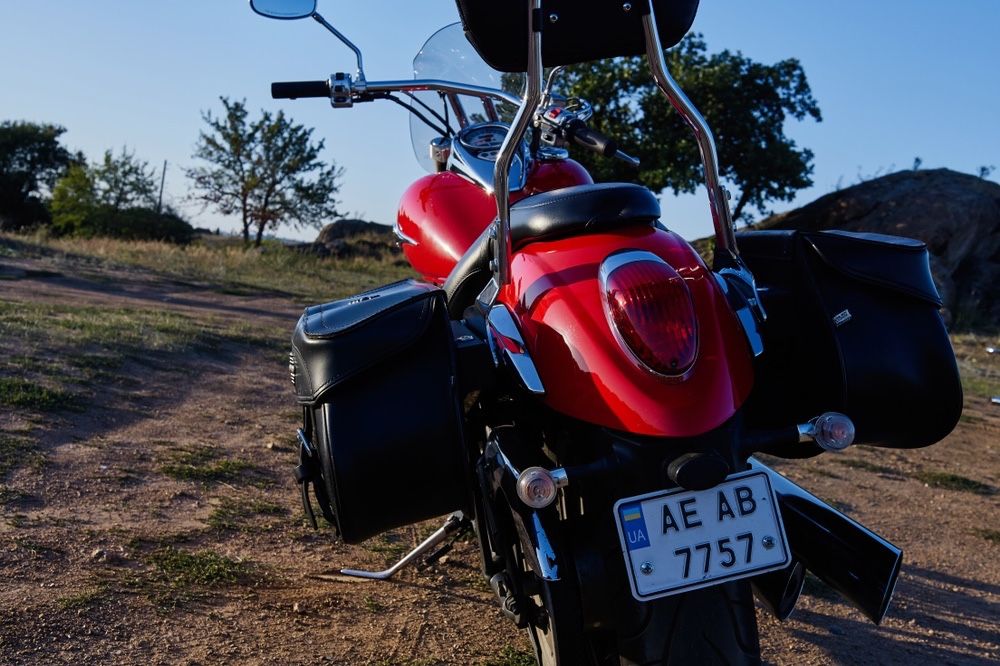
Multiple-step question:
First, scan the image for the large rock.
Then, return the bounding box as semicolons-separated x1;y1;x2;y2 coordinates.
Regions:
306;219;398;259
757;169;1000;329
315;218;392;243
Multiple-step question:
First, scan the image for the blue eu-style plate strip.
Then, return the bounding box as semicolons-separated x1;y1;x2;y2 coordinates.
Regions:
619;502;650;551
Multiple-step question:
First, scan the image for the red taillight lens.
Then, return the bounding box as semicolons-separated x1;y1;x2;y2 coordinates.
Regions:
601;252;698;376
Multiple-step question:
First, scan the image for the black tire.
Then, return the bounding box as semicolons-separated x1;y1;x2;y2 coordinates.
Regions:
612;581;761;666
519;541;760;666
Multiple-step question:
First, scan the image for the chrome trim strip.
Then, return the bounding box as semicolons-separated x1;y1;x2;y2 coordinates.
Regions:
641;3;736;259
487;304;545;395
391;223;417;246
530;512;560;581
713;273;764;357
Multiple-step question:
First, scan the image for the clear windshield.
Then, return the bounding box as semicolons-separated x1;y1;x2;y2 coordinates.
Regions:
409;23;523;172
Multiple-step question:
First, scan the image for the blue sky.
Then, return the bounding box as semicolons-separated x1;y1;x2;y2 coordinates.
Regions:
2;0;998;240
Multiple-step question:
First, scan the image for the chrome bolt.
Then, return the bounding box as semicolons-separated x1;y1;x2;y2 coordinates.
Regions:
639;561;654;576
623;2;633;11
549;13;559;23
762;536;776;550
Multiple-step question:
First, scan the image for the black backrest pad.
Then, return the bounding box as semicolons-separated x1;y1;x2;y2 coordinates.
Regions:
455;0;700;72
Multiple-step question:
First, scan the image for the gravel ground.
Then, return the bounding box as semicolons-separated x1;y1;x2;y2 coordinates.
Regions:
1;254;996;665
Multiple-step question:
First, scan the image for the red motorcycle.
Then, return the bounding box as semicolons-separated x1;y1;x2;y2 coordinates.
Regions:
252;1;963;663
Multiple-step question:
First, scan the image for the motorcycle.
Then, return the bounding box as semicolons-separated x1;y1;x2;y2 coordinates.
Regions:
250;1;964;663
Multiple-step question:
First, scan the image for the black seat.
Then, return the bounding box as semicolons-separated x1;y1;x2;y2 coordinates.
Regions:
443;183;660;317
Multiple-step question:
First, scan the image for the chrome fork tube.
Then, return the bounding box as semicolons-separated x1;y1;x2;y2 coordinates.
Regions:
493;0;543;287
641;2;737;260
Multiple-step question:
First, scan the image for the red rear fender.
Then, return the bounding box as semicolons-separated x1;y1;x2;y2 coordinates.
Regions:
499;226;754;437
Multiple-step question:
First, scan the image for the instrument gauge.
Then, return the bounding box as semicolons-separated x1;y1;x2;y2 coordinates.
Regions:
459;124;508;155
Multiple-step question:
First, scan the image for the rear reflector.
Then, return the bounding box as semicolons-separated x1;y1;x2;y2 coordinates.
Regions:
600;251;698;377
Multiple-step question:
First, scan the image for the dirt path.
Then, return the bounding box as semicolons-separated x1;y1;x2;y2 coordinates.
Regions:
1;255;997;665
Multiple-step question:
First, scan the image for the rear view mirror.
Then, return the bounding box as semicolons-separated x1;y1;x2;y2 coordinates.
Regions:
249;0;316;20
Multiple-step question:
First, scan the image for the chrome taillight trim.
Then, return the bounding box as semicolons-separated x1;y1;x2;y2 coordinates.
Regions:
598;250;699;381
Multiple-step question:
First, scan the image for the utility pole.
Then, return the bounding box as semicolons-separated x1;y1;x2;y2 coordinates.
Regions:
157;160;168;214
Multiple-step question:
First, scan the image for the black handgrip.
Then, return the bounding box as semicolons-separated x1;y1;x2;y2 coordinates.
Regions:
567;119;618;158
271;80;330;99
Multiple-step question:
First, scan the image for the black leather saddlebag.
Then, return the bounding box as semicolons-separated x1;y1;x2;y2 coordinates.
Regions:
289;280;468;543
738;230;962;449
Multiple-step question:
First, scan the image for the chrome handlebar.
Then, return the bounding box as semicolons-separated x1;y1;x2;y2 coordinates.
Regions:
317;73;520;109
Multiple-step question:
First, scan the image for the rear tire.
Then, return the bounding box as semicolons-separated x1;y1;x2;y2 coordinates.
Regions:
612;581;761;666
524;563;760;665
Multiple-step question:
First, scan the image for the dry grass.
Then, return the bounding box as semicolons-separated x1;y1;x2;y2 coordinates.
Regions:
1;231;414;302
950;333;1000;400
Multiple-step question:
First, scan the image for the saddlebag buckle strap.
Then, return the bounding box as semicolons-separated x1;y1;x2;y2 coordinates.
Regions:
295;427;321;529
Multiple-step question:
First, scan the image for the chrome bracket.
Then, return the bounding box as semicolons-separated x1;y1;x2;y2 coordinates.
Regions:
714;267;766;357
484;435;561;581
487;304;546;395
339;513;466;580
493;0;544;287
641;0;737;262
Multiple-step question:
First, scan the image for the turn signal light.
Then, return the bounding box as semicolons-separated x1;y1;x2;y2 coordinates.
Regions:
516;467;559;509
812;412;856;451
600;251;698;377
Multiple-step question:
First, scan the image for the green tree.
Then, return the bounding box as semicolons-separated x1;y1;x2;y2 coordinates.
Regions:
50;150;191;243
0;121;78;229
50;163;96;235
186;97;343;247
91;147;158;212
562;34;822;222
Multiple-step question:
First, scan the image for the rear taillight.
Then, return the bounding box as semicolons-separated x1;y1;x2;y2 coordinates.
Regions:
600;251;698;377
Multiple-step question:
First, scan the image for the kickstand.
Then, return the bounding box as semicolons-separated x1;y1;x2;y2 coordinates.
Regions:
339;512;468;580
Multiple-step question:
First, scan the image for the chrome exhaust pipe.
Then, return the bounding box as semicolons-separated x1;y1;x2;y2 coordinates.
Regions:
750;459;902;624
751;560;805;621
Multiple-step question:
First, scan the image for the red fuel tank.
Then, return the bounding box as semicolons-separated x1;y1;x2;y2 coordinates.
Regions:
396;159;592;283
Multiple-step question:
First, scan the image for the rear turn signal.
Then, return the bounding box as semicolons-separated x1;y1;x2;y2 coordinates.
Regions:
600;251;698;377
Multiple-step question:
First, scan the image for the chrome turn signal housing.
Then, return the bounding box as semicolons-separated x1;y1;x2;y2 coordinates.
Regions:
799;412;856;451
516;466;561;509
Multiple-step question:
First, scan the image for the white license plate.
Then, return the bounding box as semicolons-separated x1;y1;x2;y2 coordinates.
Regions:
613;470;790;601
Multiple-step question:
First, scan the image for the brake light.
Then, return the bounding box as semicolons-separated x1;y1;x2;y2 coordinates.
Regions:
600;251;698;377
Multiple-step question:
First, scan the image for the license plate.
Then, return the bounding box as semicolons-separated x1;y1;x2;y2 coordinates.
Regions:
613;470;790;601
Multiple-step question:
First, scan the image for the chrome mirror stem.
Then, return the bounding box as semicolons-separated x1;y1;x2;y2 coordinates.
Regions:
542;65;565;107
311;12;366;85
641;1;736;261
493;0;543;288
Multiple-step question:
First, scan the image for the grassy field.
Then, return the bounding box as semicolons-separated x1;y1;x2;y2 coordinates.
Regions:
1;231;415;303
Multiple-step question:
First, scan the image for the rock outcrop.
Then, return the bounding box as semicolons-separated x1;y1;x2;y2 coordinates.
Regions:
757;169;1000;329
297;219;399;260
